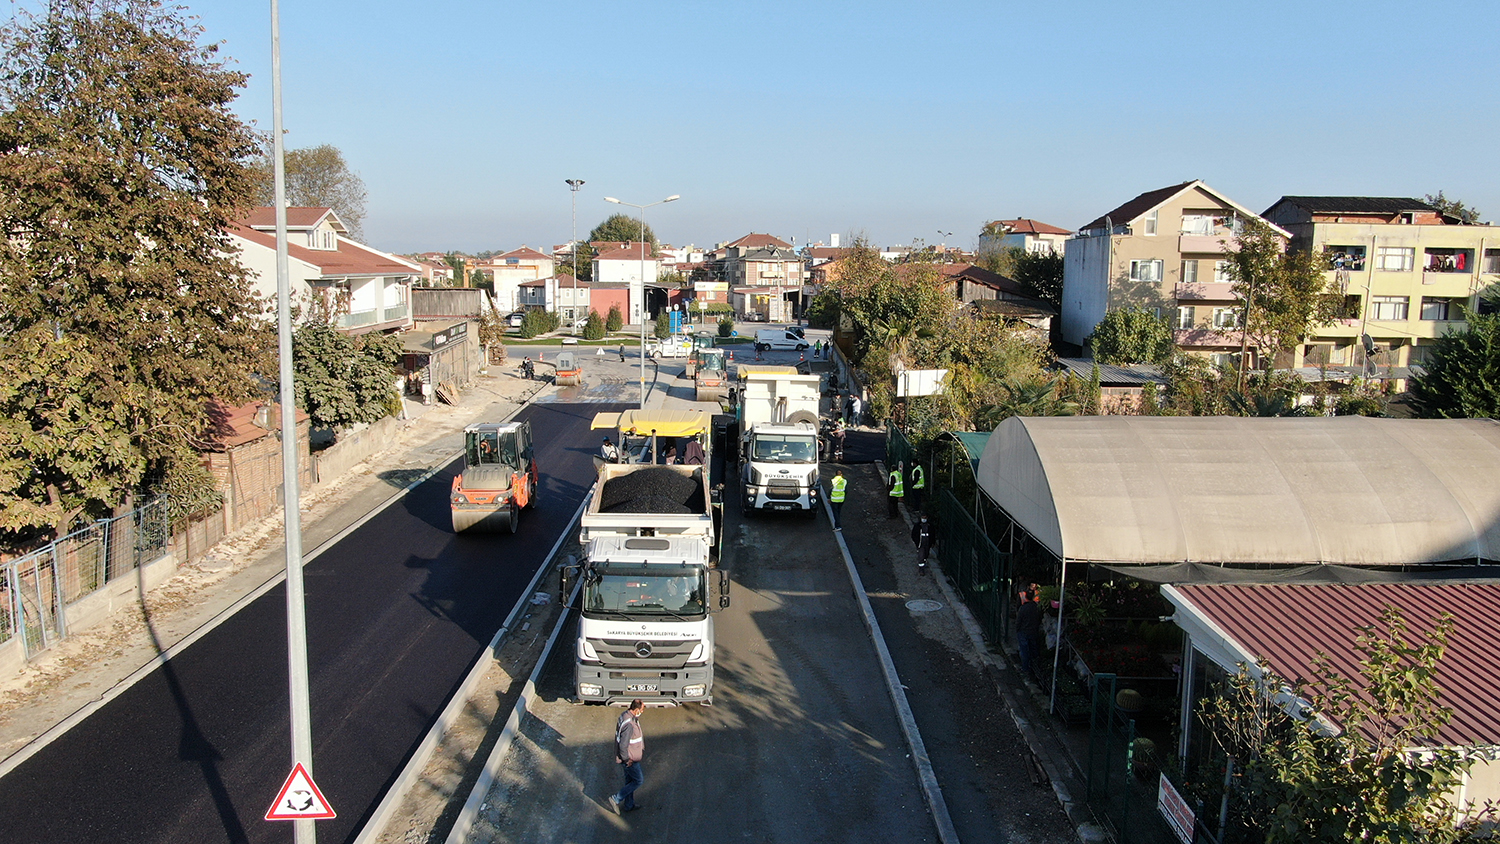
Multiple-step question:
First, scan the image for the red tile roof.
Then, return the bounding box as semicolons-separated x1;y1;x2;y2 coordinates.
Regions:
595;244;656;261
1174;582;1500;746
230;223;415;277
202;399;309;451
990;218;1071;236
498;246;551;261
727;232;792;249
242;206;343;231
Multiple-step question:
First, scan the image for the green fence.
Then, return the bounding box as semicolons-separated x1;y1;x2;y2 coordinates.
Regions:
934;486;1013;647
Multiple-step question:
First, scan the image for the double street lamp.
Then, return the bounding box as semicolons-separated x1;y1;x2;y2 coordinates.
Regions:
565;179;585;333
603;194;679;409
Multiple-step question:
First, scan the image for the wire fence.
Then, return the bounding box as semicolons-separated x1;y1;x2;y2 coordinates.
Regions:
1;498;170;658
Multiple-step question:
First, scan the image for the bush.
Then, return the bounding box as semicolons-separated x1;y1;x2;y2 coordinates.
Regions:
606;304;623;332
519;309;559;339
654;311;670;339
718;314;735;338
1089;307;1173;366
583;310;606;340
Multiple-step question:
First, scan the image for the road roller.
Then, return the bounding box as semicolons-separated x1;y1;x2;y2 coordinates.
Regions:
451;421;538;533
554;350;582;386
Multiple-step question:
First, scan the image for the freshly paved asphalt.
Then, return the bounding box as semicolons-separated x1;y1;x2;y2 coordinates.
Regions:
0;402;625;844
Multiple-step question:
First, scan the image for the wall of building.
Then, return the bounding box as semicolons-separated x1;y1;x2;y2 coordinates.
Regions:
1061;234;1111;346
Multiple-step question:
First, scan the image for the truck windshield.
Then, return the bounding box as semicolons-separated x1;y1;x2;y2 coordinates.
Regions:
751;434;817;464
587;571;706;616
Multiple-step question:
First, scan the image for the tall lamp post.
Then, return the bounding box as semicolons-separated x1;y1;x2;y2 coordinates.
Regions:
565;179;585;333
937;230;952;263
604;194;679;409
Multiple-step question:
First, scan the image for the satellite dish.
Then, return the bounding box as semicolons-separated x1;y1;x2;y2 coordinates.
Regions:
1361;333;1377;357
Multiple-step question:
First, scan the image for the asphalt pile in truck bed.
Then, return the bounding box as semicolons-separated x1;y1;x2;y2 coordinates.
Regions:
599;467;705;514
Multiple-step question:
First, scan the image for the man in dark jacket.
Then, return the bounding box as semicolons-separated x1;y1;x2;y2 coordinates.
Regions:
910;514;933;573
1016;586;1043;678
610;699;646;813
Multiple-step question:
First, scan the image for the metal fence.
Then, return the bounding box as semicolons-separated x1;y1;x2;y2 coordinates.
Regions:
1;498;169;658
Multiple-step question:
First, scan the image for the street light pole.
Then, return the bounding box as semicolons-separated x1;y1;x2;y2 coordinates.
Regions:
938;230;953;263
565;179;584;333
604;194;679;409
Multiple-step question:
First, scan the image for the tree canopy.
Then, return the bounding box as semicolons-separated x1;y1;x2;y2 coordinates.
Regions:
1009;248;1065;309
0;0;270;542
1224;220;1341;372
1089;307;1173;365
590;213;657;252
1408;309;1500;419
290;318;400;432
1425;191;1481;225
252;143;369;239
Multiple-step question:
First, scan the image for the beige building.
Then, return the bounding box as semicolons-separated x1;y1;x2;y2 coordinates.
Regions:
1261;196;1500;372
1062;180;1287;366
978;218;1071;257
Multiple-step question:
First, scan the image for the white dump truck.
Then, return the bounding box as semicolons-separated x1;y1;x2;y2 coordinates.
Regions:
736;365;822;518
563;411;727;706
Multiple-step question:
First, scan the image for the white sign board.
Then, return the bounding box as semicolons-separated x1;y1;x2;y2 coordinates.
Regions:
1157;773;1194;844
896;368;948;398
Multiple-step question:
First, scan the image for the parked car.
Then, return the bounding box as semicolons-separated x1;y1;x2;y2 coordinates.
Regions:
754;328;809;352
506;312;525;327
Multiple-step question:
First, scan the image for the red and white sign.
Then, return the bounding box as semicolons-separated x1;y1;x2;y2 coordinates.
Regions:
265;762;336;821
1156;773;1195;844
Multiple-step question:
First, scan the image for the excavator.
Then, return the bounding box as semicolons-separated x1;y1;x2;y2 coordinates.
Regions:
450;421;538;533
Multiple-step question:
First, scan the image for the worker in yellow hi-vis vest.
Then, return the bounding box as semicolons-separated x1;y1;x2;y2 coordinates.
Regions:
909;462;925;513
887;461;904;519
830;469;847;530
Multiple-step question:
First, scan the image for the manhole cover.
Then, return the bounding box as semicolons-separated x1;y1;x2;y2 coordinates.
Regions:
905;599;944;613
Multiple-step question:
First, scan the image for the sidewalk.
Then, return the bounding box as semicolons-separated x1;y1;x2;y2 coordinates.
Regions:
0;368;550;766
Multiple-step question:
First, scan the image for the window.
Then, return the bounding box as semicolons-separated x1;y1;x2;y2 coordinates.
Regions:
1214;260;1232;283
1129;259;1163;283
1212;307;1242;328
1420;297;1456;321
1180;214;1216;236
1176;306;1195;329
1485;249;1500;274
1375;247;1414;272
1182;259;1199;284
1336;295;1362;320
1423;248;1472;273
1370;295;1409;320
1325;246;1367;271
1143;210;1158;236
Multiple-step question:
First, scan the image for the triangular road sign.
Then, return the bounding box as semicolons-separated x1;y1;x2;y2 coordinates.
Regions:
265;762;336;821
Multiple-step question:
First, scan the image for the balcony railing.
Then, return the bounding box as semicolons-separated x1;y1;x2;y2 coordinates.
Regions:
383;302;409;322
339;308;380;329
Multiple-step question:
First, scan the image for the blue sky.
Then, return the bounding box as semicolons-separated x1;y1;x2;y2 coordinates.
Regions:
188;0;1500;255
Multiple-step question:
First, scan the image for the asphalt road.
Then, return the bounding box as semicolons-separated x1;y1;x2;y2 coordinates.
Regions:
0;402;625;844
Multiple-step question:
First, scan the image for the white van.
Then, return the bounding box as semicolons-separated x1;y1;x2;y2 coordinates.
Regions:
754;328;809;352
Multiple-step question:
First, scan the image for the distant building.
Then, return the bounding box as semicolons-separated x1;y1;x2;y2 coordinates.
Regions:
488;247;554;315
979;218;1072;257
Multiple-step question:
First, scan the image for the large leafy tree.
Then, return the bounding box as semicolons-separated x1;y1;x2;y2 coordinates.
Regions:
1224;220;1342;375
1010;248;1065;309
1089;307;1173;365
1198;608;1493;843
0;0;270;541
1408;309;1500;418
252;143;368;239
290;319;401;432
590;213;656;252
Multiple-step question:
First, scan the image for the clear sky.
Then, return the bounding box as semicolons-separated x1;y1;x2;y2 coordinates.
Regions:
187;0;1500;255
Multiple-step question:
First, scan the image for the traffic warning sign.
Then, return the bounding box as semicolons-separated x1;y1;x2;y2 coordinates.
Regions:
265;762;336;821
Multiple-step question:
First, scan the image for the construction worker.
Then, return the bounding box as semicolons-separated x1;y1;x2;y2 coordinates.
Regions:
909;461;925;513
829;469;847;530
887;461;904;519
601;437;620;463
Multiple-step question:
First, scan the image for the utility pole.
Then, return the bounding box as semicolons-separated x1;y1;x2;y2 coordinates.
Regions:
566;179;584;332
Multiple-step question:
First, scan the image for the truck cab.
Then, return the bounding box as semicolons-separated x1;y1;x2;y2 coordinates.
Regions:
735;366;822;517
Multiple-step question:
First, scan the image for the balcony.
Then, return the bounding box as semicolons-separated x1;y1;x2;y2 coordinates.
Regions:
1178;234;1234;255
1173;328;1241;348
339;308;380;329
1174;281;1235;302
383;302;410;323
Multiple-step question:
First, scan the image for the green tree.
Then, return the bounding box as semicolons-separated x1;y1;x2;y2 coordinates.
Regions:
289;319;401;433
718;314;735;338
1409;309;1500;418
1010;248;1065;309
0;0;270;541
589;214;656;253
252;143;368;239
1199;608;1493;843
654;311;670;339
558;242;594;282
606;304;623;332
1425;191;1481;225
582;310;605;341
1089;307;1173;365
1224;220;1341;377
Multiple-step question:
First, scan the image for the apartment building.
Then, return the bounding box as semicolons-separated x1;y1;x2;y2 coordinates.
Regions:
978;218;1072;257
487;247;554;314
1062;180;1287;366
1261;196;1500;372
712;233;804;322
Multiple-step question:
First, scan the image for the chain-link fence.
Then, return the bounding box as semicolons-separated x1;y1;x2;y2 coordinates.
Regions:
1;498;169;658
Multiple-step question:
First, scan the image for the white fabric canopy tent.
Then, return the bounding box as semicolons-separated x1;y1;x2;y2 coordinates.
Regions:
975;416;1500;566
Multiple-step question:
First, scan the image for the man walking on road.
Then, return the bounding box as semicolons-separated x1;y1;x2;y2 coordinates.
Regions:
619;343;627;363
610;699;646;814
829;469;847;529
910;513;933;574
887;461;904;519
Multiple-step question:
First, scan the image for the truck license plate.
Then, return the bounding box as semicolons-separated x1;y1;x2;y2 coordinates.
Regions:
627;683;658;693
768;503;793;510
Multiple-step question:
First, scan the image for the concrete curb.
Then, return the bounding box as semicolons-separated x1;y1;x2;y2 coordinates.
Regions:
823;478;961;844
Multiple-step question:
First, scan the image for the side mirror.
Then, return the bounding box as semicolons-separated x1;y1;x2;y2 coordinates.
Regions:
560;564;579;605
718;570;731;609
